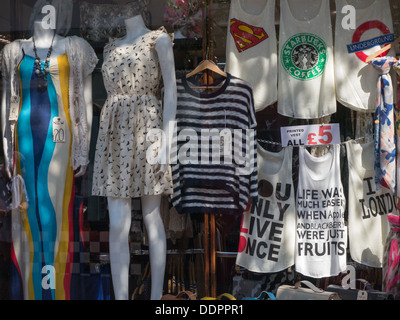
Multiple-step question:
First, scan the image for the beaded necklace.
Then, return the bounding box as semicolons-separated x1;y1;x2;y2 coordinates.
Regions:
32;31;56;91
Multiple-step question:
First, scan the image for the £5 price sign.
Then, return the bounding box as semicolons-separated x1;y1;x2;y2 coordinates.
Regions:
280;124;341;147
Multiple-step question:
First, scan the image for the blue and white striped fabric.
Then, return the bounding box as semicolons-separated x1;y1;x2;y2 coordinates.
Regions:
171;74;258;215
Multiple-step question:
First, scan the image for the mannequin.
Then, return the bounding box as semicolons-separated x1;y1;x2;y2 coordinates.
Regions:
92;15;177;300
1;16;97;299
1;20;92;178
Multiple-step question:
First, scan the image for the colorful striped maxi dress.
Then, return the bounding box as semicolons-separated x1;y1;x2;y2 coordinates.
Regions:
9;48;86;299
0;37;98;300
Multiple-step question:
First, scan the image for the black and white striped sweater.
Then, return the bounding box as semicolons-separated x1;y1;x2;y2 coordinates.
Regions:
170;73;258;215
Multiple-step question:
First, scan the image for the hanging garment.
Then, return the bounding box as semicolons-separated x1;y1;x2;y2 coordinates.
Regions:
346;140;390;268
225;0;277;112
92;28;173;198
236;145;296;273
383;214;400;299
278;0;336;119
296;145;347;278
382;62;400;300
171;74;258;215
393;61;400;208
1;38;98;300
370;57;398;194
335;0;395;112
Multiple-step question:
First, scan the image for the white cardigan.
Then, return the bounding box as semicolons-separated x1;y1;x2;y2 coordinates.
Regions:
0;36;98;171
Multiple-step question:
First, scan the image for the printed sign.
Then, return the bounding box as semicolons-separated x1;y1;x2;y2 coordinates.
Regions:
280;124;340;147
347;33;394;54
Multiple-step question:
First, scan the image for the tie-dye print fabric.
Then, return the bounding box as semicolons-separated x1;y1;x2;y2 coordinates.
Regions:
371;57;398;193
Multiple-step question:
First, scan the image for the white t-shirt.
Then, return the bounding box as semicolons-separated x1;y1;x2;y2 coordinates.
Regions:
225;0;277;112
335;0;395;112
278;0;336;119
236;145;296;273
296;145;347;278
346;140;390;267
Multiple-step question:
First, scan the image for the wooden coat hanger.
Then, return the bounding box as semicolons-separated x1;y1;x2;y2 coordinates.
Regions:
366;35;400;63
186;45;227;90
185;59;227;90
186;59;227;79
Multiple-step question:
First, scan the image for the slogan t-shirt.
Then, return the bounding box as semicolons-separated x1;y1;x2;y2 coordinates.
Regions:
296;145;347;278
236;145;296;273
346;140;390;267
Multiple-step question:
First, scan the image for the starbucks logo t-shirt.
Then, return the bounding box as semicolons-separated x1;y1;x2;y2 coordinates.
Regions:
278;0;336;119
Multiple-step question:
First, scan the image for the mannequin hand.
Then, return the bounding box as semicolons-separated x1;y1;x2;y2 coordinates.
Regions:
74;165;88;178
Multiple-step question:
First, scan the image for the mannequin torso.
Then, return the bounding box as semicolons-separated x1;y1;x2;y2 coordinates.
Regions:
21;20;67;60
2;20;92;178
116;15;150;48
0;18;96;300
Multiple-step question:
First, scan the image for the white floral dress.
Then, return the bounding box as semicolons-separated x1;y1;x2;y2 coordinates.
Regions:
92;27;173;198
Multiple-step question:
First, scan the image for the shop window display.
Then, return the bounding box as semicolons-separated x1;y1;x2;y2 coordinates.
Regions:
0;0;398;302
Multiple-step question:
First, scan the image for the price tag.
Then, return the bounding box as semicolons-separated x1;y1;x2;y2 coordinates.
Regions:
53;117;65;143
280;124;340;147
357;290;368;300
9;96;20;121
220;129;231;154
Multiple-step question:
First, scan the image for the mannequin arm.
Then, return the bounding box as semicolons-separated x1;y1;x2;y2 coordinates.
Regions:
154;33;177;175
74;74;93;177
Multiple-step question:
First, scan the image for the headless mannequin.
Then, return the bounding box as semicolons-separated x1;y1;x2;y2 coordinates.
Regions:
1;20;93;178
107;15;177;300
0;18;94;299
